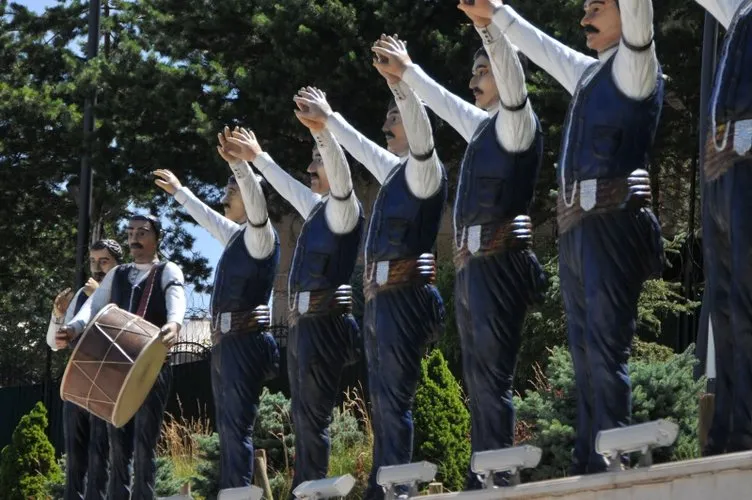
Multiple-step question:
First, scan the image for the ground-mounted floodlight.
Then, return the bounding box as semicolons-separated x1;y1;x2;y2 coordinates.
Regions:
596;419;679;471
292;474;356;499
376;461;438;499
217;485;264;500
470;445;542;488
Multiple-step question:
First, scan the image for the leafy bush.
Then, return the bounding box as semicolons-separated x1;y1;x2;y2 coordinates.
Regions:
515;344;704;481
413;349;471;492
0;402;63;500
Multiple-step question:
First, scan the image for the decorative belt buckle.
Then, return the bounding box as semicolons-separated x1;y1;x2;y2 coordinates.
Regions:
468;225;482;254
580;179;597;211
376;261;389;286
298;291;310;314
733;119;752;155
220;312;232;334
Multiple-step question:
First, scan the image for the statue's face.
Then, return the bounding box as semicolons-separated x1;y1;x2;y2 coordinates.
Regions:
581;0;622;54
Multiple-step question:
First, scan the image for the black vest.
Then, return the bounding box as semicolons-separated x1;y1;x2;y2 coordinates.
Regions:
111;263;169;327
210;228;280;314
454;113;543;236
365;160;448;263
289;199;364;294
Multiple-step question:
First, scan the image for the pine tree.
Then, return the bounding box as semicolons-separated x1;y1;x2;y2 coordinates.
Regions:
413;349;471;492
0;402;63;500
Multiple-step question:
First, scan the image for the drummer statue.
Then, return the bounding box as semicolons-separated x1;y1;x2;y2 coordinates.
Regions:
47;239;123;500
154;127;281;491
59;214;186;499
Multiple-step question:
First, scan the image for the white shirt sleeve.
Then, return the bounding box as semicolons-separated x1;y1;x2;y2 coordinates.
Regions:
162;262;186;326
229;160;276;260
387;82;443;199
492;5;597;95
46;288;85;350
695;0;745;29
67;268;116;335
476;23;537;153
613;0;659;100
311;129;361;235
325;112;399;185
252;152;320;219
401;64;487;144
174;187;240;246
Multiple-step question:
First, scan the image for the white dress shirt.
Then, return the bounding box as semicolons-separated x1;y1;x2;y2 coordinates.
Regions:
401;23;536;153
67;261;186;335
492;1;658;100
252;129;360;234
695;0;746;29
174;160;275;260
325;82;443;199
46;287;86;351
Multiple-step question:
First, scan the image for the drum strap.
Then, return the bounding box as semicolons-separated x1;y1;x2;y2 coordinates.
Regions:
135;265;160;318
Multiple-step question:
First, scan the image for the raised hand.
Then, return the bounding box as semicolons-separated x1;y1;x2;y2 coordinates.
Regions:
292;86;333;125
53;288;73;318
371;34;412;82
225;127;263;162
83;277;99;297
456;0;501;25
216;125;245;163
153;169;183;195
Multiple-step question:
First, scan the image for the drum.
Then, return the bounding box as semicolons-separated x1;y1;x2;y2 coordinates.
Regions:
60;303;168;427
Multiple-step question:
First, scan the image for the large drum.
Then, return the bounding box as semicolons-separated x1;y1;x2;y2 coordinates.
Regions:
60;304;168;427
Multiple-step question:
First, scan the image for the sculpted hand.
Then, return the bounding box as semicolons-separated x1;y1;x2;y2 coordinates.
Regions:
159;322;181;349
216;125;246;163
293;86;333;125
456;0;501;26
371;34;412;81
53;288;73;318
56;326;75;350
226;127;263;162
83;277;99;297
153;169;182;195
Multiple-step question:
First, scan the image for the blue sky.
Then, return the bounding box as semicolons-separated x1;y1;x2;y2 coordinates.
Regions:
17;0;223;314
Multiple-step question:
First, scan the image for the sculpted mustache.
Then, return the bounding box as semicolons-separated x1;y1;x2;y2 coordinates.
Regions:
471;87;482;94
130;243;143;249
384;132;395;139
583;25;600;34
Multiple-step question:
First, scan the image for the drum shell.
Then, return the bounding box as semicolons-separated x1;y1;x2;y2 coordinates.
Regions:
60;304;167;427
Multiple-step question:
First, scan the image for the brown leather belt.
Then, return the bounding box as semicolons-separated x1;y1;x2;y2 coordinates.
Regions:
704;122;752;181
210;305;271;345
557;171;652;235
453;216;533;269
364;254;436;302
289;285;353;323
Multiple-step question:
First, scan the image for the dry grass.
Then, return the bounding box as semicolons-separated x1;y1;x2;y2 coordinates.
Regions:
158;396;213;482
328;385;373;499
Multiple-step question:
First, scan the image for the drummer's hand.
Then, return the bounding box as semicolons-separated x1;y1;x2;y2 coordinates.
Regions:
83;277;99;297
55;326;74;349
53;287;73;317
160;322;180;348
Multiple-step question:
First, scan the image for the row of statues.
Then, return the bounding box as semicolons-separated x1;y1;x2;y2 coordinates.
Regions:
44;0;751;498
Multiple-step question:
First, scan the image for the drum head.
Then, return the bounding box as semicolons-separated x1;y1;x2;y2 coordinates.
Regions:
111;335;168;428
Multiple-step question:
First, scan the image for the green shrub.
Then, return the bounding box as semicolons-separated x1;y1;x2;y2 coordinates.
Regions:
0;402;63;500
155;455;184;497
515;344;704;481
192;432;220;499
413;349;471;492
